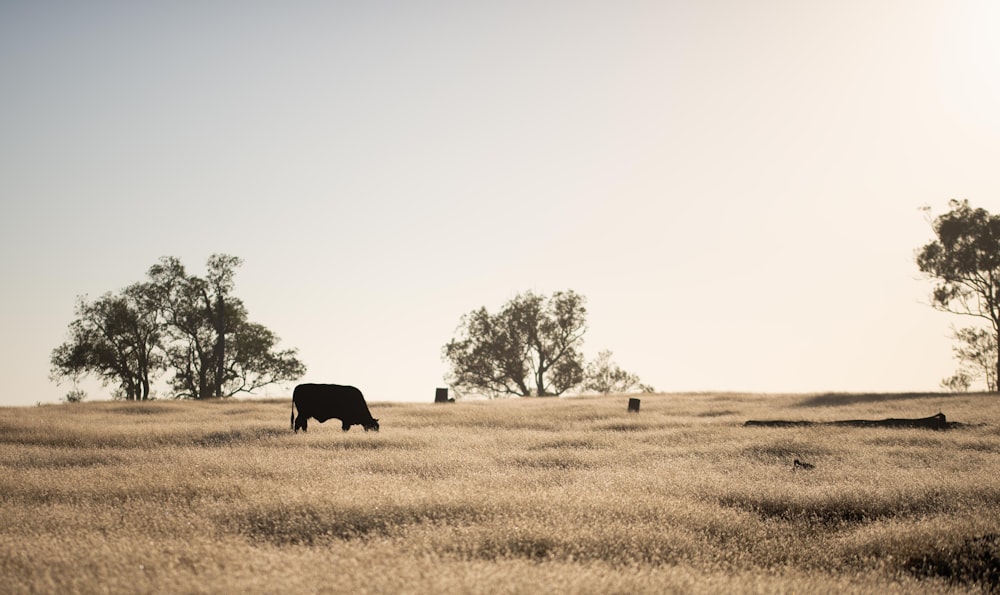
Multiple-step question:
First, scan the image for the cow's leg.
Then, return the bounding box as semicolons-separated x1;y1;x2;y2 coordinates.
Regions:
342;421;351;431
295;416;308;433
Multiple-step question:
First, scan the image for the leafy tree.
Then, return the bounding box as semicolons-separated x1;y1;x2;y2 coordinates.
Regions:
52;254;305;400
917;200;1000;391
147;254;305;398
583;350;653;394
443;290;587;397
943;325;998;392
221;319;306;396
50;283;163;400
148;255;238;398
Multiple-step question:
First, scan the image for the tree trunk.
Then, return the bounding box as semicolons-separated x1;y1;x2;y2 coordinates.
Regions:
745;413;951;430
212;295;226;397
198;360;210;399
534;349;547;396
994;322;1000;394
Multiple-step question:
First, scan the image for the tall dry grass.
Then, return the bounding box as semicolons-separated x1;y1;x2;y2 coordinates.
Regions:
1;392;998;593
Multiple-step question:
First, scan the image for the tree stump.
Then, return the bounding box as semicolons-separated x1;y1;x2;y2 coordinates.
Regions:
435;388;450;403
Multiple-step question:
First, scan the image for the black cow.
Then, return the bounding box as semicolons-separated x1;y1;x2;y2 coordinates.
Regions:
291;383;379;433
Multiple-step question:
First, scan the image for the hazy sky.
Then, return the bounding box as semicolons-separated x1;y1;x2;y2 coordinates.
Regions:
3;1;1000;407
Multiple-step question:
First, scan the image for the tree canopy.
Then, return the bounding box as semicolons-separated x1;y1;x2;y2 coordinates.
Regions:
51;254;305;400
917;200;1000;391
442;290;649;398
443;290;587;397
583;350;653;395
50;283;162;400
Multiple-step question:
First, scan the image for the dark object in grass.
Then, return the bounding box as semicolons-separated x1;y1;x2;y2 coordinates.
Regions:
435;388;450;403
745;412;954;430
291;383;379;433
792;459;814;470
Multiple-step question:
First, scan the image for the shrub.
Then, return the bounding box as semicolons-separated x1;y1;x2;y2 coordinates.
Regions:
63;388;87;403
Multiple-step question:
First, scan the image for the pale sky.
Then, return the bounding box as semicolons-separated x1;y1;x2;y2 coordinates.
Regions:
3;0;1000;407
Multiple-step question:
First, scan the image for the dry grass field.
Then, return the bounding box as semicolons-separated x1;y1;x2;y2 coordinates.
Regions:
2;392;999;594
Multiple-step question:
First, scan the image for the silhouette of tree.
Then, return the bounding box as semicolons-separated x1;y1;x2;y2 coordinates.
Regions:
443;290;587;397
52;254;305;400
50;282;163;400
583;350;652;394
147;254;305;398
944;325;997;392
918;200;1000;391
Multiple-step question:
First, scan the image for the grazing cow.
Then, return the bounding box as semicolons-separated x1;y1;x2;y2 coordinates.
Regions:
291;383;379;433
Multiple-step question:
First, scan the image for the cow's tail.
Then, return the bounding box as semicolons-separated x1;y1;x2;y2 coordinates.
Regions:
290;399;295;431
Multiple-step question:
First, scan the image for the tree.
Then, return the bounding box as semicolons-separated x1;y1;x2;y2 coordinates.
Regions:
221;319;306;396
52;254;306;400
583;350;653;394
50;282;163;400
917;200;1000;391
148;255;237;398
443;290;587;397
943;325;998;392
147;254;305;398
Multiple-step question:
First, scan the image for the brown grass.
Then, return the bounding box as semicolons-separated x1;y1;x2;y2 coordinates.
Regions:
1;392;998;593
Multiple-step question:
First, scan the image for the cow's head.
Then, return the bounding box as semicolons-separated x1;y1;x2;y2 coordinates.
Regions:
364;419;380;432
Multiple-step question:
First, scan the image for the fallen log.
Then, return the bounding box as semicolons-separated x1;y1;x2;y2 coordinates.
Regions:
745;412;953;430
